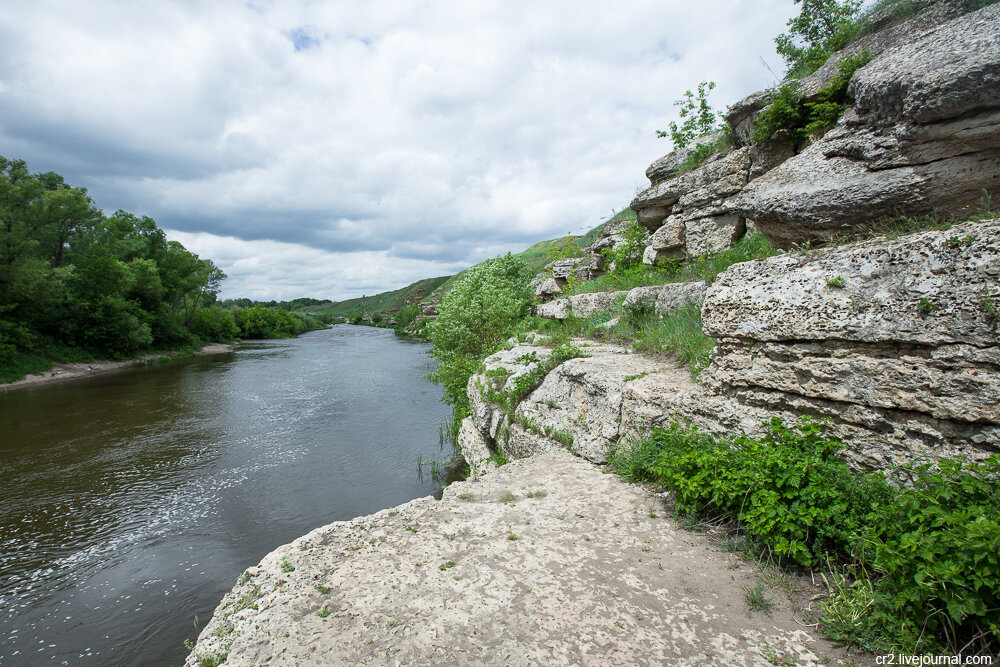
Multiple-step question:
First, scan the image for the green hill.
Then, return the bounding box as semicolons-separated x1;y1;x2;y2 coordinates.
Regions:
303;207;635;322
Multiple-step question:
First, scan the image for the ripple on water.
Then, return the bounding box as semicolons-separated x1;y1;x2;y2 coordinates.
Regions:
0;327;453;666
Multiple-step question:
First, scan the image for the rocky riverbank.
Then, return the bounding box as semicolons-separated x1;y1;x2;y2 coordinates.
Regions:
185;450;865;666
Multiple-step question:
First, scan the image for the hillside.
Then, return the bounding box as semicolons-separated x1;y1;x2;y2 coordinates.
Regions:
305;208;633;323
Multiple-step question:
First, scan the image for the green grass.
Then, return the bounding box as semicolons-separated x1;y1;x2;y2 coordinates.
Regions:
562;233;779;297
305;275;452;319
538;301;714;379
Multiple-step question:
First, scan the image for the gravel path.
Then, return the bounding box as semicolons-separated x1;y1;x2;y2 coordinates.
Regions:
186;450;855;666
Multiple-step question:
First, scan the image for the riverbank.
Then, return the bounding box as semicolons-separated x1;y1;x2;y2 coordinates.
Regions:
185;449;867;666
0;343;236;393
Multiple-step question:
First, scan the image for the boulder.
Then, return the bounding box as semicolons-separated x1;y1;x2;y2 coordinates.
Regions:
737;4;1000;246
515;344;652;462
684;214;745;257
535;277;562;299
536;291;626;320
622;281;707;316
647;216;685;252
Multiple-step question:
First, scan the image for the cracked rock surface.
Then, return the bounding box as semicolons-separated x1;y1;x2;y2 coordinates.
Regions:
186;450;846;666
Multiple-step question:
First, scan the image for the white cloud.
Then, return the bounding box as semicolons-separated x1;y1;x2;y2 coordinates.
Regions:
0;0;795;300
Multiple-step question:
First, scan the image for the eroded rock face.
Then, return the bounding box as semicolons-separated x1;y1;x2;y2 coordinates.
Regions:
536;291;626;320
738;4;1000;246
516;344;647;462
621;281;707;316
457;417;497;479
631;143;758;259
702;220;1000;469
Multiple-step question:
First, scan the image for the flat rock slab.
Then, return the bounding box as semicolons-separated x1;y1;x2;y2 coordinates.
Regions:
187;451;842;666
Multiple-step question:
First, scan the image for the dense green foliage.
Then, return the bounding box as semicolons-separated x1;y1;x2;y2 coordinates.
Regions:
828;455;1000;654
608;417;1000;654
657;81;723;149
775;0;862;77
232;305;320;339
427;254;533;410
0;157;232;377
752;51;871;144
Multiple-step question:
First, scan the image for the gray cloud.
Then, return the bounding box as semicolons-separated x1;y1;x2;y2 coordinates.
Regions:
0;0;795;300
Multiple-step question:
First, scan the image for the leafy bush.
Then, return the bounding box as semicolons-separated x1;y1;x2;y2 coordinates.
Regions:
233;305;308;339
189;305;240;342
600;220;647;275
611;413;999;654
657;81;724;149
753;51;871;144
752;83;808;144
634;417;895;567
861;455;1000;653
428;254;532;408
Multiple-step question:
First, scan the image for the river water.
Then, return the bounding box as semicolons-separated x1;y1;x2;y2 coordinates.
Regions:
0;325;455;666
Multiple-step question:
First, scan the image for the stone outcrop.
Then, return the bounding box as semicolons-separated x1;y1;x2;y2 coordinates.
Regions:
630;147;753;258
621;281;707;316
737;3;1000;247
537;281;707;321
474;221;1000;473
700;219;1000;469
457;417;497;479
187;451;840;666
536;290;626;320
725;0;977;145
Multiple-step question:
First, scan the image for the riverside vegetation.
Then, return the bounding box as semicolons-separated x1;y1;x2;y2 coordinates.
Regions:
0;158;327;383
424;206;999;656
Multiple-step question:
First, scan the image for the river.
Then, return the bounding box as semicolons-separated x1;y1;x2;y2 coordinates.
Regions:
0;325;456;666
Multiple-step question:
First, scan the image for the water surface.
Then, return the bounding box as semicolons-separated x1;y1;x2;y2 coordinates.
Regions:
0;325;454;665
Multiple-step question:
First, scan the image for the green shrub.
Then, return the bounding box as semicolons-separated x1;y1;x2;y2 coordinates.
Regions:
752;83;808;144
656;81;723;148
643;417;894;567
601;220;647;275
428;254;532;408
864;455;1000;653
753;51;871;144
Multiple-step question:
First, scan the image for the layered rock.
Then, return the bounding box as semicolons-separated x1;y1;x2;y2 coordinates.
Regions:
537;281;707;321
737;3;1000;246
725;0;977;145
702;219;1000;469
473;222;999;474
631;147;753;259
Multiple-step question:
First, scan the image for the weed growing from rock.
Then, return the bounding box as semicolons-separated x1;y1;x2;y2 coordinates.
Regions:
742;581;776;616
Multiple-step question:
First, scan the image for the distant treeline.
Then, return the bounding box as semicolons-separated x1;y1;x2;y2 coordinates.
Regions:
0;157;324;381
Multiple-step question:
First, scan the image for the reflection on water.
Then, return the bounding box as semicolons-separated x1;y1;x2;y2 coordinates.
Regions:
0;325;454;666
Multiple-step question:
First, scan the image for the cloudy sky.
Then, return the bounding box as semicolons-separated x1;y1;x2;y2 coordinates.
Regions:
0;0;795;301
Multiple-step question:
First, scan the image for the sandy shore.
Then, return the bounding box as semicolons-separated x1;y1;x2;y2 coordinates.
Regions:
0;343;236;392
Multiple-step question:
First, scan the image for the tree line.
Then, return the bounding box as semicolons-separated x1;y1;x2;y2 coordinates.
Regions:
0;157;323;381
